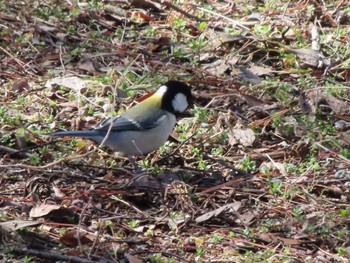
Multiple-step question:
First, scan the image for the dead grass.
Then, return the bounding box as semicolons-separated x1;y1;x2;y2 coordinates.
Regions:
1;0;350;262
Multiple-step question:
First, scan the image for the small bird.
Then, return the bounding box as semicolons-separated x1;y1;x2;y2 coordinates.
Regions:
50;81;193;170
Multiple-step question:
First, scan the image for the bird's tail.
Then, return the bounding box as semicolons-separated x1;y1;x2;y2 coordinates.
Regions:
49;130;98;138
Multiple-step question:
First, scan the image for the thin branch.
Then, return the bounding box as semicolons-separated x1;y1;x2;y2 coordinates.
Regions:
10;247;101;263
153;0;207;22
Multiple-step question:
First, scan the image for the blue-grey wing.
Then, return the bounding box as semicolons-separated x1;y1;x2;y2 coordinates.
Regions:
94;112;166;131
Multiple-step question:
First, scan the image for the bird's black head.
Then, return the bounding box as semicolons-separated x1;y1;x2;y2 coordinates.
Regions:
157;81;193;115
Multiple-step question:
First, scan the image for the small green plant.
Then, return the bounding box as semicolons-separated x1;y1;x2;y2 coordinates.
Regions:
211;147;223;156
253;24;271;35
69;138;78;147
151;164;164;175
0;106;7;118
16;95;26;104
215;131;228;145
258;226;269;233
196;247;205;257
15;35;26;43
139;159;150;169
299;156;322;172
198;21;207;30
159;141;176;155
144;26;156;36
139;154;163;173
70;47;84;59
179;171;194;182
340;148;350;159
316;225;330;235
22;256;35;263
168;211;180;219
267;178;283;195
0;106;26;128
29;153;41;166
191;146;200;156
263;0;277;9
187;33;207;51
147;253;176;263
144;227;155;237
87;106;95;116
172;47;187;58
86;0;104;10
259;165;272;176
286;155;322;175
104;219;112;228
241;227;251;236
197;156;210;170
336;227;347;238
336;246;350;257
212;233;223;243
292;207;306;221
48;100;57;107
224;25;243;35
339;208;350;217
70;7;81;17
228;231;235;237
0;134;12;145
239;155;256;172
172;17;186;30
129;219;139;228
193;107;209;123
36;5;66;20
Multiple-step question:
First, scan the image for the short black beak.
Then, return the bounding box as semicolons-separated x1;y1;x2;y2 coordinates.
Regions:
177;107;194;118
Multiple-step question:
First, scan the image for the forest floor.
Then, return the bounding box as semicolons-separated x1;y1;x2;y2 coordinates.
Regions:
1;0;350;262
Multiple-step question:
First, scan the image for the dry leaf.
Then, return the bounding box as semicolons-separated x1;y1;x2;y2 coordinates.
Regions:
0;220;41;231
195;202;242;223
52;184;66;198
29;204;62;218
229;126;255;146
324;94;348;114
311;24;320;51
248;65;275;76
12;81;31;93
288;48;322;67
259;161;287;177
299;91;312;114
259;233;304;245
45;76;95;92
241;94;268;107
60;229;94;246
129;0;161;11
236;66;262;85
78;59;96;73
307;89;322;114
125;253;144;263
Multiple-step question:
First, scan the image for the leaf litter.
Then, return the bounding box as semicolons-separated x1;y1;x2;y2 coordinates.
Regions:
1;0;350;262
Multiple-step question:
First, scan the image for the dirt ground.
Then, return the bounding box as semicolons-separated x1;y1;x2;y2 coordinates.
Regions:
1;1;350;262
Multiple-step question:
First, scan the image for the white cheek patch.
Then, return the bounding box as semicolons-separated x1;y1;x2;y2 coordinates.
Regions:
172;93;188;113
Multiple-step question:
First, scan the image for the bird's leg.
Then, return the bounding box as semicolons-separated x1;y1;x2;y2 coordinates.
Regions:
127;155;142;173
130;140;149;173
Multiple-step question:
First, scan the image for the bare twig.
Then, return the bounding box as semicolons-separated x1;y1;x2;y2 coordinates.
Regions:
0;148;97;170
10;247;100;263
0;145;31;158
153;0;207;22
77;198;91;253
196;6;252;34
110;195;147;216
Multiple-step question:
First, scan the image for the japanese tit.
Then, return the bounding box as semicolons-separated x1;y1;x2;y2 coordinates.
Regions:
50;81;192;169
